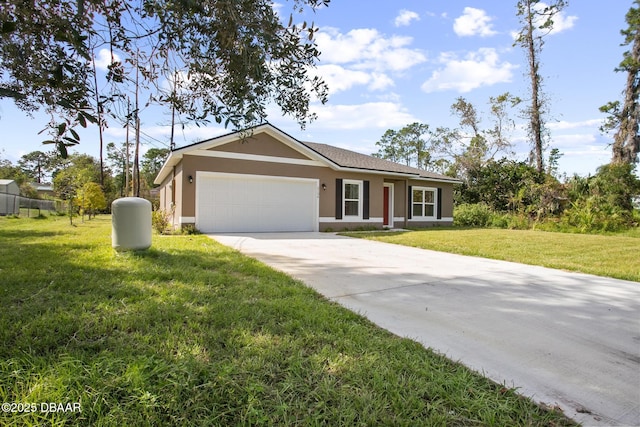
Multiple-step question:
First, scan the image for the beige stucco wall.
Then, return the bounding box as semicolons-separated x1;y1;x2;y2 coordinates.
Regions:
181;154;386;220
156;163;184;229
211;132;310;159
155;133;457;231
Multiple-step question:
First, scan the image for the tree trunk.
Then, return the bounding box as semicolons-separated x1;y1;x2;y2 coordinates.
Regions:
524;0;545;173
612;23;640;164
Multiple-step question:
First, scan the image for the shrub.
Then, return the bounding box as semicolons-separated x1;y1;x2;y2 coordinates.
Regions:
561;199;631;233
489;213;510;229
179;224;199;235
590;163;640;211
506;213;531;230
459;159;545;211
454;203;492;227
151;209;171;234
486;212;531;230
562;163;640;233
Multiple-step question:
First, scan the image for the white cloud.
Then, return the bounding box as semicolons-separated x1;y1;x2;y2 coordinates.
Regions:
533;2;577;35
510;2;578;40
313;65;371;94
550;133;610;174
548;12;577;34
316;27;426;72
506;120;607;169
552;133;597;148
548;119;602;131
547;123;606;156
454;7;497;37
394;9;420;27
421;48;517;93
368;73;395;91
313;27;425;95
310;102;418;130
312;65;394;95
93;48;121;71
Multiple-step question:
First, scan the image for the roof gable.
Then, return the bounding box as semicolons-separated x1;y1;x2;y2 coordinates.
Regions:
209;132;312;160
154;124;328;184
0;179;20;195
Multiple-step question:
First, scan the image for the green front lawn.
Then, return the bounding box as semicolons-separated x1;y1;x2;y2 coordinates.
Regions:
343;228;640;282
0;215;575;426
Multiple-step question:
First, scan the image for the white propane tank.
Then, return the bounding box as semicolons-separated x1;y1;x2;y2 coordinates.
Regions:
111;197;152;251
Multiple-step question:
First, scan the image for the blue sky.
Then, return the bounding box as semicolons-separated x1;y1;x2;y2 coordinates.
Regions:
0;1;633;177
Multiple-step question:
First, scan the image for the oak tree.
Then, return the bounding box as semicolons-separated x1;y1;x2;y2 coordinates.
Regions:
0;0;330;156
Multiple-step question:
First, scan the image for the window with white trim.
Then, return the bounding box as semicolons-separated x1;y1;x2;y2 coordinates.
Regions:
412;187;436;218
343;180;362;217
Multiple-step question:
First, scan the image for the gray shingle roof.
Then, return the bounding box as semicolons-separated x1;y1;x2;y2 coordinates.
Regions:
301;141;455;181
155;123;461;185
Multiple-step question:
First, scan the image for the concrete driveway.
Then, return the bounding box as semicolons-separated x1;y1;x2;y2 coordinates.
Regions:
210;232;640;427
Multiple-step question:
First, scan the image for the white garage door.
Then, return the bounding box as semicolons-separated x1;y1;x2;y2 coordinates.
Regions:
196;172;318;233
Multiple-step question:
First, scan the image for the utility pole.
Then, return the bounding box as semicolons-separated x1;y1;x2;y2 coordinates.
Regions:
170;70;178;151
125;99;130;196
92;47;105;186
133;50;141;197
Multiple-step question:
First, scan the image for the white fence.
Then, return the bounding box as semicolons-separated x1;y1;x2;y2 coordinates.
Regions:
0;192;59;216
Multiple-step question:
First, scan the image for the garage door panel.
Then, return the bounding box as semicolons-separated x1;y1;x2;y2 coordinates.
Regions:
196;173;318;232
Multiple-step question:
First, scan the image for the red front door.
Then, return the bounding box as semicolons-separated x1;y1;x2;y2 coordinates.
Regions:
383;186;389;226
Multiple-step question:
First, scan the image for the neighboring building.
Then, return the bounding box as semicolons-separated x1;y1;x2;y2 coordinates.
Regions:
154;124;461;232
0;179;20;215
33;183;55;198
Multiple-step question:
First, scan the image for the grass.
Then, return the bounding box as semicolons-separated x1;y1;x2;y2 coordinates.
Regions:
0;215;576;426
343;228;640;282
